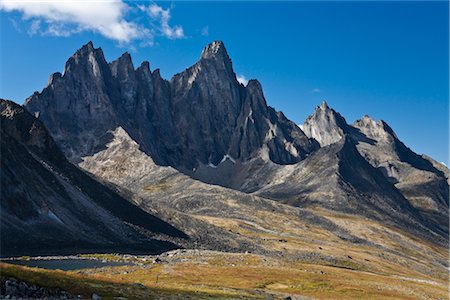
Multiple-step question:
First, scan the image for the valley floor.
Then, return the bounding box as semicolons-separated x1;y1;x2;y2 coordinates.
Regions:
1;249;448;300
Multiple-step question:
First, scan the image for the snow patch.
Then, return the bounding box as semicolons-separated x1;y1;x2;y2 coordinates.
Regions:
206;154;236;168
248;109;254;123
220;154;236;164
284;141;299;157
243;108;254;127
208;162;218;168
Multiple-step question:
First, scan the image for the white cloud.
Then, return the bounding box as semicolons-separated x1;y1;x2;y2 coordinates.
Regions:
237;74;248;86
297;124;304;130
0;1;187;45
140;4;184;40
312;88;321;93
201;25;209;36
0;0;149;43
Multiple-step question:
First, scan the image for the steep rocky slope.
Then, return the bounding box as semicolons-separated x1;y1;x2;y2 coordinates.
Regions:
77;127;448;280
301;103;449;232
22;40;448;246
25;41;318;171
352;115;449;227
0;99;186;256
2;40;448;292
302;101;351;146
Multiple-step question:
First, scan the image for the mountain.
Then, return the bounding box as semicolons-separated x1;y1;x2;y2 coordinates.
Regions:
0;99;186;256
302;101;351;146
2;41;449;296
23;41;448;242
25;41;318;172
302;103;449;232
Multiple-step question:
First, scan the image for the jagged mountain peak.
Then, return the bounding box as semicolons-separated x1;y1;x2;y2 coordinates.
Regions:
139;60;151;71
303;101;350;147
246;79;263;92
353;115;398;141
319;100;329;110
116;51;133;65
84;40;94;50
197;40;234;76
1;99;23;118
63;41;108;79
200;40;229;60
71;41;101;59
110;51;135;78
25;40;319;171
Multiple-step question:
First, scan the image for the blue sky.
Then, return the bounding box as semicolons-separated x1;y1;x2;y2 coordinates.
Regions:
0;1;448;164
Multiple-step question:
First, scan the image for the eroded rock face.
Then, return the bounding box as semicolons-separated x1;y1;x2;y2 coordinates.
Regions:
352;115;449;228
20;41;448;245
301;102;449;231
25;42;119;163
25;41;318;171
302;101;350;147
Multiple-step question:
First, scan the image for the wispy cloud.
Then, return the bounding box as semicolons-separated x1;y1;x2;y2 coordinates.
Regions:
236;74;249;86
140;3;184;40
312;88;321;93
0;0;149;43
201;25;209;36
0;1;186;45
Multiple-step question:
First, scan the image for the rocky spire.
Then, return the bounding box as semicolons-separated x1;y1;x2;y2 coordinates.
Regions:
319;100;329;110
303;101;350;147
63;41;108;78
198;40;234;76
25;40;319;169
200;41;229;60
110;52;134;78
353;115;398;141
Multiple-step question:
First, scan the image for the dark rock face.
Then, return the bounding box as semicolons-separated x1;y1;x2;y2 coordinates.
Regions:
25;41;318;171
0;99;185;256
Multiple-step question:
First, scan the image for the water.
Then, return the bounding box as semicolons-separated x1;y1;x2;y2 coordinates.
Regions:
4;258;133;271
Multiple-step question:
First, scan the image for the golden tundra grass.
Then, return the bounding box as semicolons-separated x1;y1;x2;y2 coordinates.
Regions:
1;211;447;299
1;250;447;300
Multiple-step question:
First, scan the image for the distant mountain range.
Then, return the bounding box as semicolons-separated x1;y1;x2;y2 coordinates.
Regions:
1;41;448;259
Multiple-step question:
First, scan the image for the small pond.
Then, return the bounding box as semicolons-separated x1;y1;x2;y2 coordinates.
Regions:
3;258;133;271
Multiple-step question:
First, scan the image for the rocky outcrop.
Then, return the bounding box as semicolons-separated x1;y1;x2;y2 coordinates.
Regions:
18;41;448;249
0;99;185;256
25;41;318;171
1;277;76;299
244;136;448;245
302;101;350;147
302;103;449;232
352;115;449;230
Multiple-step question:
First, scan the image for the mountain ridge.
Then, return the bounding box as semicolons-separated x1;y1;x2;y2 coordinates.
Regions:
1;98;186;256
25;41;318;171
21;40;449;246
